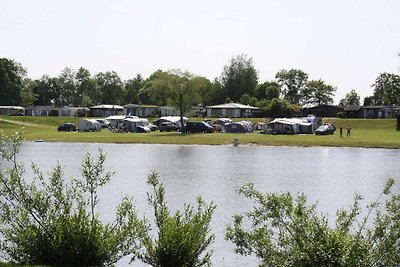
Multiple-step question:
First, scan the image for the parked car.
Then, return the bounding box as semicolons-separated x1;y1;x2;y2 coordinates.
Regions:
184;121;213;133
159;122;179;132
315;124;335;135
57;123;77;132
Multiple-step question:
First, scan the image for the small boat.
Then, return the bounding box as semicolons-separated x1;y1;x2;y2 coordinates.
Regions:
33;139;44;142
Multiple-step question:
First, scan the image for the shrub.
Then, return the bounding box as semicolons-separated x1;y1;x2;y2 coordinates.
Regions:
0;132;146;266
132;171;216;267
226;180;400;267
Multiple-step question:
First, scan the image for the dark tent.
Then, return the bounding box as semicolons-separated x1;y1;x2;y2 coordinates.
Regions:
225;121;254;133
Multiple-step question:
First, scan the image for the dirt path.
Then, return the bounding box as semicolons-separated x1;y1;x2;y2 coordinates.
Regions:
0;118;48;127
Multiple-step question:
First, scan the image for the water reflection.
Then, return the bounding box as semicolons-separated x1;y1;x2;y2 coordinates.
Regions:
18;142;400;267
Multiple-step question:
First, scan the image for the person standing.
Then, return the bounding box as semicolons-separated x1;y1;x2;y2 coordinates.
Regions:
339;127;343;138
346;125;351;137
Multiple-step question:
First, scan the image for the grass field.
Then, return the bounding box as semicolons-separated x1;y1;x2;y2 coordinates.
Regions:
0;116;399;148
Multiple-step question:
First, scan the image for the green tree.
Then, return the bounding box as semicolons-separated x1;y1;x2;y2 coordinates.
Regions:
275;69;309;105
339;89;360;106
144;70;201;129
76;67;99;106
240;93;258;107
124;74;144;104
139;70;169;105
0;58;26;106
220;54;259;102
33;75;61;106
305;79;336;105
191;76;214;106
263;98;301;118
373;73;400;105
165;70;200;130
255;81;281;101
363;96;374;106
226;179;400;267
0;132;146;266
96;71;126;104
58;67;77;107
20;78;38;107
132;171;215;267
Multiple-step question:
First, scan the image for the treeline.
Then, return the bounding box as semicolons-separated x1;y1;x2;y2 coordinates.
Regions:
1;56;399;116
0;132;399;266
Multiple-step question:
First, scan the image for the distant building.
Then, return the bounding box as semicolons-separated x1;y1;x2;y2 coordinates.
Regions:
124;104;159;117
0;106;25;116
160;106;179;116
303;104;344;117
59;107;89;117
206;103;263;118
90;104;123;117
25;106;58;116
344;106;362;118
361;106;397;119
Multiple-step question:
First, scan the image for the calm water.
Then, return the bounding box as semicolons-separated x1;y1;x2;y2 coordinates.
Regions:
18;142;400;267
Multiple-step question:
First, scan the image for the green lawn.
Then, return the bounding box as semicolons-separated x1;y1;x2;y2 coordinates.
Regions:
0;116;399;148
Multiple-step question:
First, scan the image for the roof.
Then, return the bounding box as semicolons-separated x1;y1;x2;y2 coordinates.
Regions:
269;118;312;126
105;115;138;120
59;106;89;110
0;106;24;110
344;105;362;111
206;103;260;109
90;104;124;109
123;104;159;108
307;104;343;109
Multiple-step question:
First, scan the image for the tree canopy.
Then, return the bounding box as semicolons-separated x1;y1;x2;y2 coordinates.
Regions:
339;89;361;106
275;69;309;105
219;54;258;102
0;58;26;106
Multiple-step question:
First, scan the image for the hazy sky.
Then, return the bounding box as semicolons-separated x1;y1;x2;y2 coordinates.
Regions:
1;0;399;104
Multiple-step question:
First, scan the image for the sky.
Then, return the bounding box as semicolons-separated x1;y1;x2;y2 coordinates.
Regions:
1;0;399;104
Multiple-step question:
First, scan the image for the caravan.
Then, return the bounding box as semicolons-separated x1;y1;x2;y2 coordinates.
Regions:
78;119;101;132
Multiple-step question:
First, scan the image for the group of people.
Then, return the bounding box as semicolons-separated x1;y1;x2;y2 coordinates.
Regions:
339;125;351;138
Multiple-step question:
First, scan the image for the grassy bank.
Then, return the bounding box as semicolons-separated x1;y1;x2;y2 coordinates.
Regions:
0;116;399;148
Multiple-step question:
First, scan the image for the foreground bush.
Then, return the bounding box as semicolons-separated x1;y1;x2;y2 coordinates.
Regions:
226;180;400;267
0;132;146;266
132;171;216;267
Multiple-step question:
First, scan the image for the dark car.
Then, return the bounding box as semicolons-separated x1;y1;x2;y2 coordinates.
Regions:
184;121;213;133
57;123;77;132
315;124;335;135
159;122;179;132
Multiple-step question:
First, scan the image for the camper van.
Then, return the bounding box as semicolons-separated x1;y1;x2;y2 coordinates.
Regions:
78;119;101;132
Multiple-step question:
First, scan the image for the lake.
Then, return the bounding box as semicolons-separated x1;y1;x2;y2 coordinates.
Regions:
17;142;400;266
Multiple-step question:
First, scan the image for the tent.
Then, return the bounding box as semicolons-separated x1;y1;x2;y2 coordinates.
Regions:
224;121;254;133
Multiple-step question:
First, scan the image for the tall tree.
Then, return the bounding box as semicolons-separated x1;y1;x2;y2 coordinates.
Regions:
124;74;144;104
220;54;258;102
33;75;61;106
75;67;98;106
139;70;169;105
20;78;38;107
305;79;336;105
255;81;281;101
275;69;309;105
191;76;214;106
339;89;360;106
0;58;26;105
164;70;199;130
58;67;77;107
372;73;400;105
96;71;125;104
